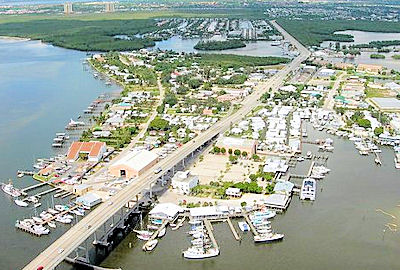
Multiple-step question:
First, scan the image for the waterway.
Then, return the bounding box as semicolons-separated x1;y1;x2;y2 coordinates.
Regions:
321;31;400;71
102;123;400;270
149;36;286;57
0;37;120;269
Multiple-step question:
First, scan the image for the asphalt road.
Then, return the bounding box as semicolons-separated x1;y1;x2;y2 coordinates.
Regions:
23;21;310;270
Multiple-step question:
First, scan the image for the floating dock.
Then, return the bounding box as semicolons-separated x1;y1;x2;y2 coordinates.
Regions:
204;219;218;249
227;217;240;241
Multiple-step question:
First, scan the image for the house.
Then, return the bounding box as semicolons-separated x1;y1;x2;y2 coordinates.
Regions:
109;150;159;178
279;85;297;92
171;171;199;195
66;141;106;163
273;181;294;195
76;192;102;208
318;68;335;77
225;187;242;197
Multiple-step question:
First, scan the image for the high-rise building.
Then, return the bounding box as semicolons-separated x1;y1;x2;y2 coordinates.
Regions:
105;2;115;13
63;3;73;14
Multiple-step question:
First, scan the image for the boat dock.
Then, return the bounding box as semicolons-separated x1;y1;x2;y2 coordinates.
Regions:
204;219;218;249
143;220;169;248
307;161;315;176
227;217;240;241
39;204;80;225
374;152;382;165
17;170;35;177
20;182;48;194
15;222;43;237
244;214;259;236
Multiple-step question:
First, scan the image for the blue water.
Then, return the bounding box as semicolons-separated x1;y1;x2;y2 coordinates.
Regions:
0;38;119;269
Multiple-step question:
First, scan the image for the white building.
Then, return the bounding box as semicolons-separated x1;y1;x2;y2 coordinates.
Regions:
225;187;242;197
149;203;183;221
171;171;199;194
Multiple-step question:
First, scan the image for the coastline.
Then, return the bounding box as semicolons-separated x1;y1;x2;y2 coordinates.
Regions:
0;35;30;41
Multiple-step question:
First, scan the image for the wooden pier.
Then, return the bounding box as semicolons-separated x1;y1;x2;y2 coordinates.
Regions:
227;217;240;241
244;215;259;236
17;170;35;177
20;182;48;193
204;219;218;249
39;205;80;225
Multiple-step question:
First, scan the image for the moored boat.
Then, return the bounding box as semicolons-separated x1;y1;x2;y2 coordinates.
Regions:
142;239;158;251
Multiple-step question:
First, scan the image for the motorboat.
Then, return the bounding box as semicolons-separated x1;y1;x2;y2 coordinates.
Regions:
134;230;153;241
34;203;42;208
158;227;166;238
28;196;39;204
143;239;158;251
32;225;50;235
55;205;68;212
183;247;219;259
32;217;44;224
14;199;28;207
238;221;249;232
254;233;284;243
47;208;59;215
300;178;316;201
147;224;159;230
297;156;305;162
1;182;22;197
55;215;72;224
395;153;400;169
306;151;312;159
48;221;57;229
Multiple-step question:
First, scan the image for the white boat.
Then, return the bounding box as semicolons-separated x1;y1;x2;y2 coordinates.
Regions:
147;224;159;230
300;178;316;201
28;196;39;203
183;247;219;259
257;228;272;234
55;205;67;212
297;156;305;162
254;233;284;243
134;230;153;241
306;151;312;159
32;217;44;223
14;199;28;207
238;221;249;232
142;239;158;251
55;216;72;224
32;224;50;235
48;221;57;229
1;182;22;197
47;208;59;215
34;203;42;208
395;153;400;169
158;227;166;238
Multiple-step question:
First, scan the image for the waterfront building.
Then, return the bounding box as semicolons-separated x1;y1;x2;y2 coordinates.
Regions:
273;181;295;196
76;192;102;208
109;150;159;178
261;193;291;211
149;203;183;221
73;184;92;196
171;171;199;195
66;141;106;163
263;158;289;174
189;206;230;220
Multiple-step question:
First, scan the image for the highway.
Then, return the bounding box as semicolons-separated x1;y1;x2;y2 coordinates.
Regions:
22;21;310;270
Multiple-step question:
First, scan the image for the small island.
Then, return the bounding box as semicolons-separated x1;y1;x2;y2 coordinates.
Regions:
370;54;386;59
392;54;400;60
194;40;246;51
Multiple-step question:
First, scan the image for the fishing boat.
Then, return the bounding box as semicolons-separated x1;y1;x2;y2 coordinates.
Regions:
158;227;166;238
14;199;28;207
300;178;316;201
254;233;284;243
238;221;249;232
142;239;158;251
183;247;220;259
1;181;22;197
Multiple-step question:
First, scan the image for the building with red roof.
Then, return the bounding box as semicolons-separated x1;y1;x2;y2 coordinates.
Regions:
66;141;106;163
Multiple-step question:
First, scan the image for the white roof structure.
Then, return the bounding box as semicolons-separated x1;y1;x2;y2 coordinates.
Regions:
279;85;297;92
263;158;289;173
113;150;159;172
189;206;230;218
262;193;290;210
149;203;183;220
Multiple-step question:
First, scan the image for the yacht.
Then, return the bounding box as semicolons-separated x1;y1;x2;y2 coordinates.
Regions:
14;199;28;207
306;151;312;159
1;182;22;197
134;230;153;241
300;178;316;201
48;221;57;229
55;215;72;224
158;227;166;238
297;156;305;162
142;239;158;251
395;153;400;169
183;247;219;259
32;225;50;235
47;208;59;215
254;233;284;243
238;221;249;232
32;217;44;224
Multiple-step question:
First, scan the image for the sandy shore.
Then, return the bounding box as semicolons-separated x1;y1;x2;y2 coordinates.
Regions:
0;35;30;41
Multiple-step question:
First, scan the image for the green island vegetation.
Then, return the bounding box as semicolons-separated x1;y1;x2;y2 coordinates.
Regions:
194;40;246;51
0;18;159;51
276;19;400;46
347;111;371;129
370;54;386;59
352;40;400;49
392;54;400;60
193;53;289;68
